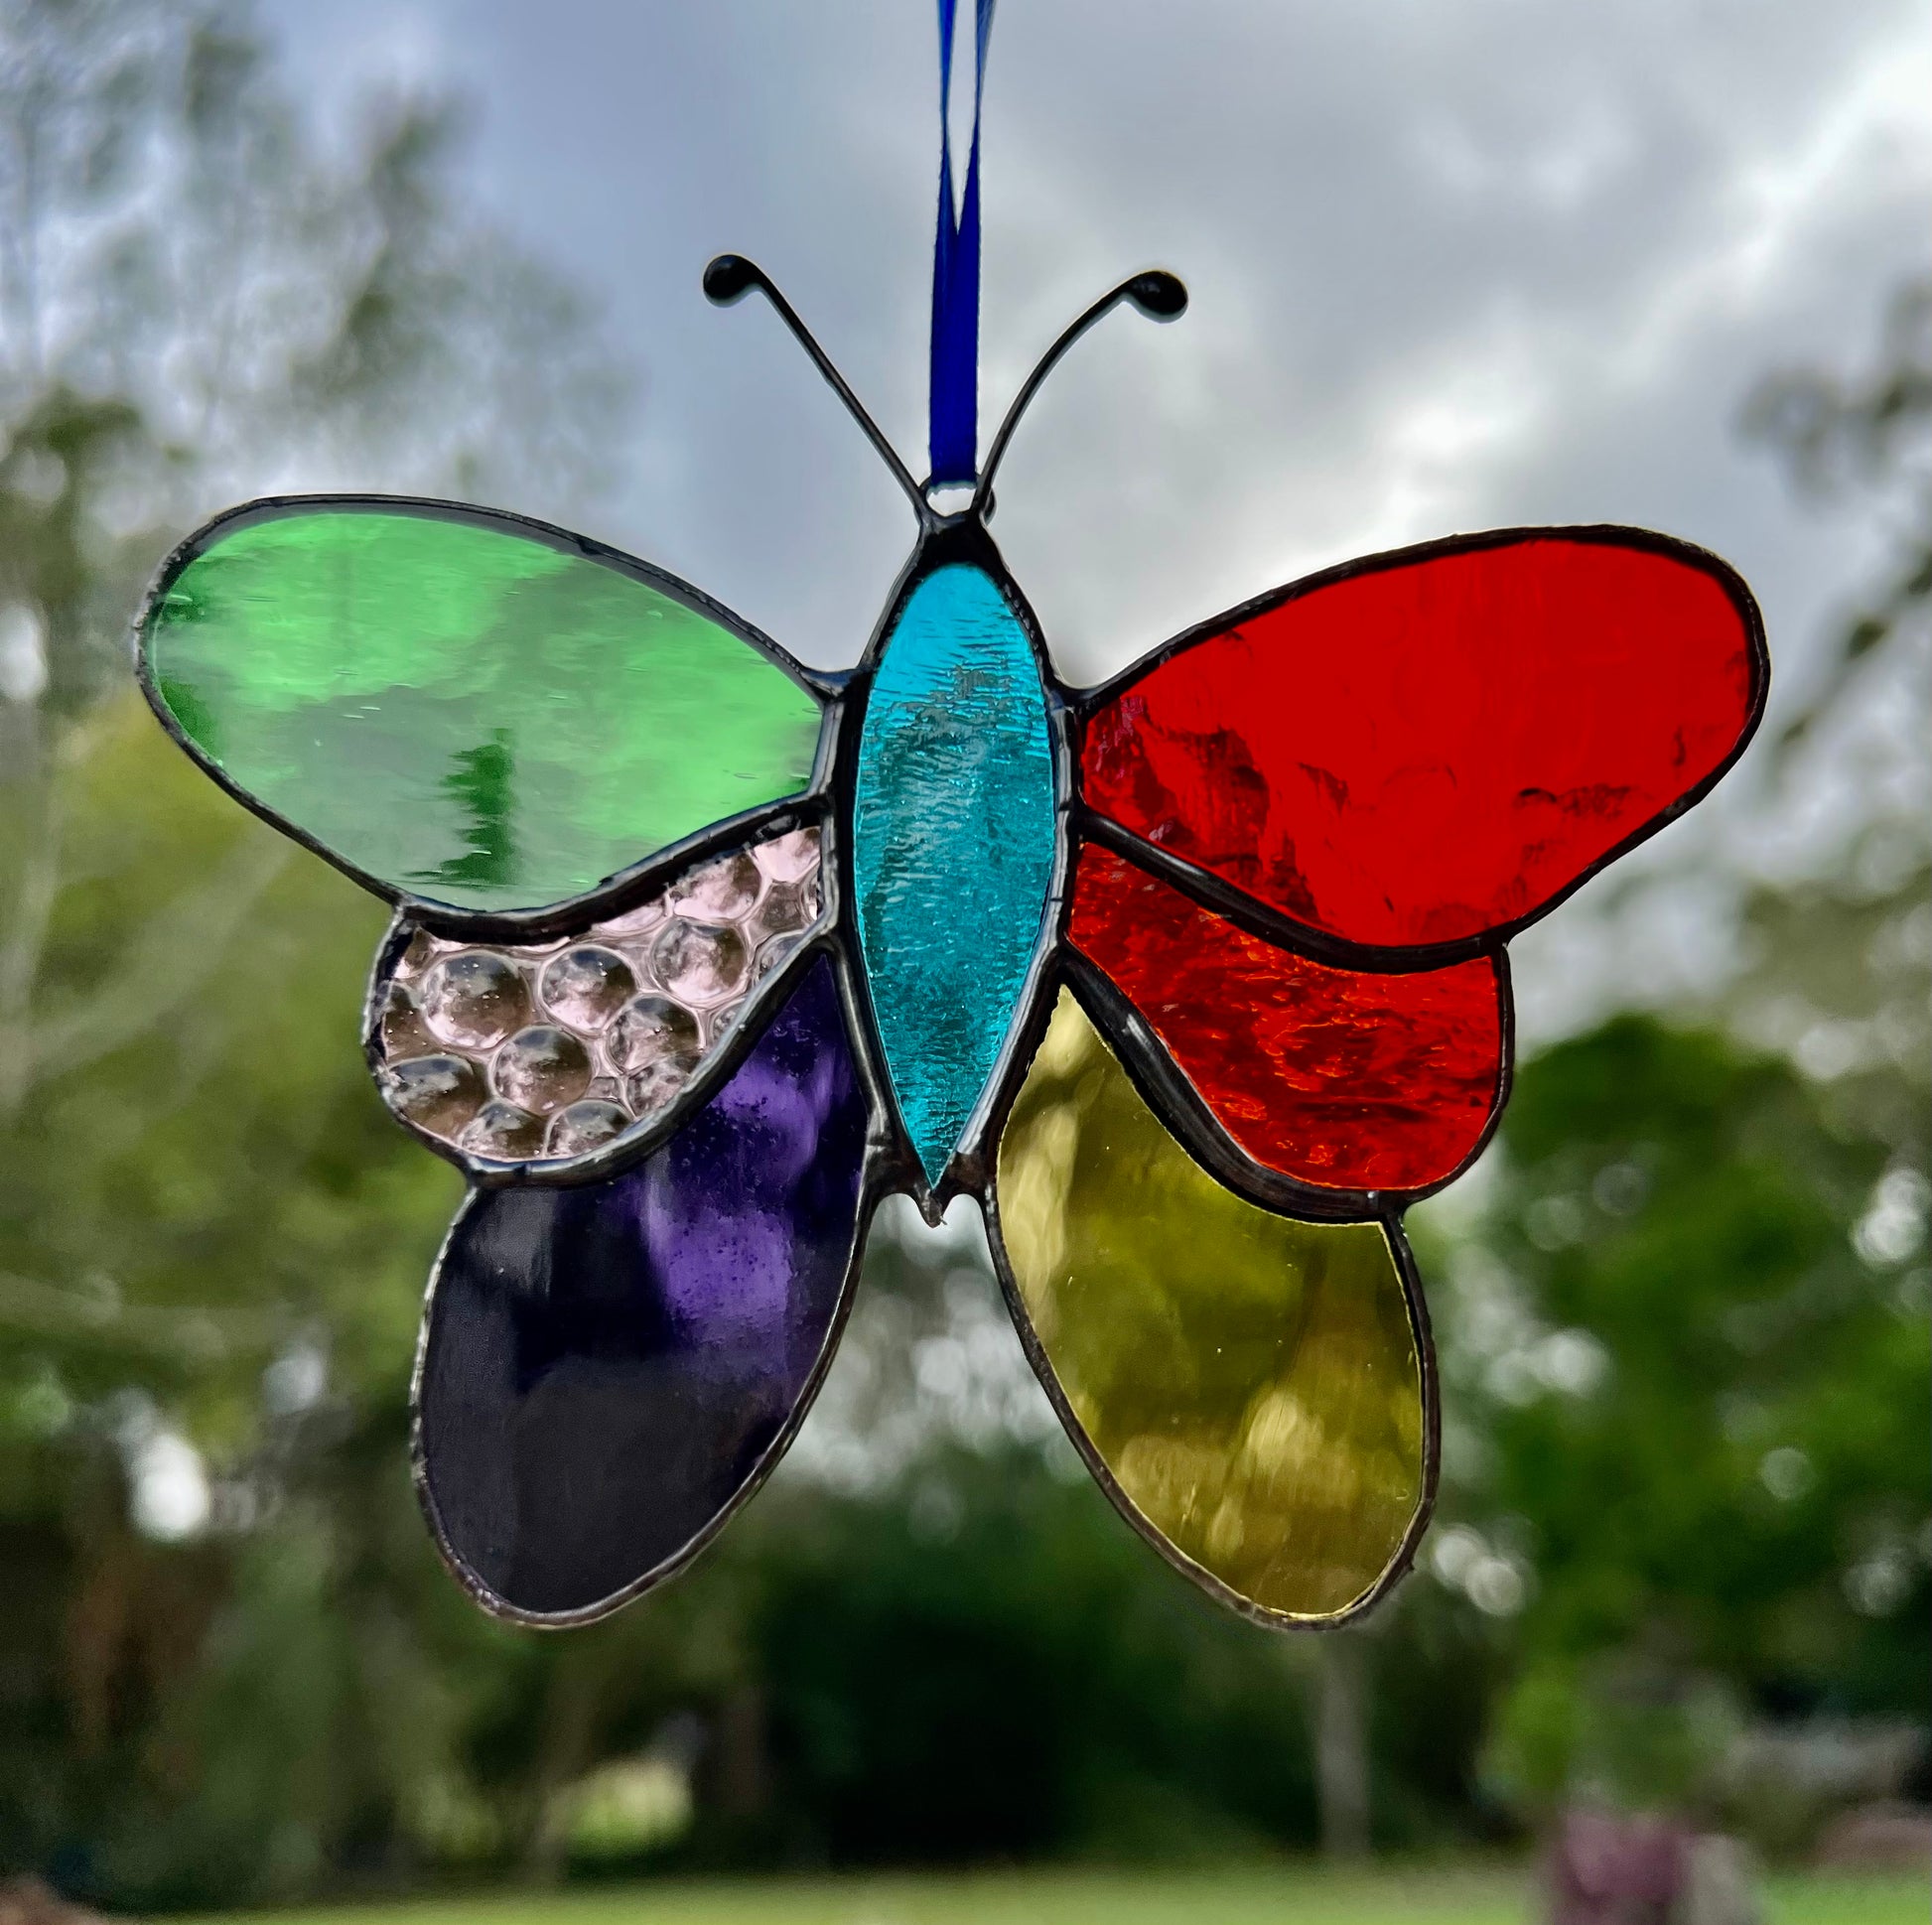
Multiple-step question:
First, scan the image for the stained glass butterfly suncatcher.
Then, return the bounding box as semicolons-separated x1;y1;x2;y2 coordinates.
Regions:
132;22;1767;1631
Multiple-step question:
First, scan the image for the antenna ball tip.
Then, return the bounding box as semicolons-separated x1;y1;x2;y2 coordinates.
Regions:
703;254;759;305
1127;271;1187;321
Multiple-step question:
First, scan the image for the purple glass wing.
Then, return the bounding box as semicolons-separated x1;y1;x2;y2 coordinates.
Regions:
414;952;870;1621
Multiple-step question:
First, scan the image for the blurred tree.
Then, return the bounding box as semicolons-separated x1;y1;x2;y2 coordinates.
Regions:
1740;280;1930;776
1414;1013;1926;1850
650;1213;1331;1872
479;266;1928;1890
1732;278;1931;1173
745;1440;1320;1867
0;0;627;1904
4;8;1923;1902
1410;277;1932;1855
554;1206;1501;1873
487;1005;1920;1878
1441;1016;1924;1749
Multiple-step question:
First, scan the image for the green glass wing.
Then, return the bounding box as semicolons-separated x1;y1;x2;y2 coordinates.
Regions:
140;500;826;914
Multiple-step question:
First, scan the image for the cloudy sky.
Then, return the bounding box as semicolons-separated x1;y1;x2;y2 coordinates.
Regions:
263;0;1929;1036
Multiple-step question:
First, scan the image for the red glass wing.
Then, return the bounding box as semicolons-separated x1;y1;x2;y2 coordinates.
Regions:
1068;845;1505;1192
1079;531;1764;950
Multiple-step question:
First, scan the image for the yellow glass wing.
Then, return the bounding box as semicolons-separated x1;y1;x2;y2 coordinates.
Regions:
993;989;1433;1624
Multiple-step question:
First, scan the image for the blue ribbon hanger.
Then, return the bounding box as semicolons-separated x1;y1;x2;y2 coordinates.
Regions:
928;0;995;487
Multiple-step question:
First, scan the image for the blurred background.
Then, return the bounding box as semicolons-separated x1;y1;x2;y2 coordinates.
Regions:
0;0;1925;1917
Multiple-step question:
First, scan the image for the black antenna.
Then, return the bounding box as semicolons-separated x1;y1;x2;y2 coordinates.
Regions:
972;271;1187;514
704;254;927;519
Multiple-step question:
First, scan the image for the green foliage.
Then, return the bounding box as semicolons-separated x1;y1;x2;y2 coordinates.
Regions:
4;617;1918;1900
0;0;1924;1904
742;1448;1317;1866
0;707;471;1900
1416;1014;1928;1829
0;0;626;1902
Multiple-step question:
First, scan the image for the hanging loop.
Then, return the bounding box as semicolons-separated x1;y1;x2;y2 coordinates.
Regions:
928;0;995;487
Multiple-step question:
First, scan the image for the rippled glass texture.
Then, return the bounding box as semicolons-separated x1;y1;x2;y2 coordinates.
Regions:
1082;536;1761;949
853;564;1056;1182
997;991;1425;1620
372;826;823;1165
1069;847;1503;1190
415;955;868;1618
144;507;824;912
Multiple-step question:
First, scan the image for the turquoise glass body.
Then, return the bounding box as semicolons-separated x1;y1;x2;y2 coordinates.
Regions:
843;518;1067;1202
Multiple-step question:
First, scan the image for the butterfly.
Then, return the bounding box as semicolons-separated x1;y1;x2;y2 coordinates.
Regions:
134;255;1767;1630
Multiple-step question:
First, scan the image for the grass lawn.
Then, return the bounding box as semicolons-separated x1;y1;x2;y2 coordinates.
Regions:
183;1863;1925;1925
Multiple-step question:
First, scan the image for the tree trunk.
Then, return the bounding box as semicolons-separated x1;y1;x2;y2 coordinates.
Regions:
1313;1632;1371;1858
519;1656;603;1885
709;1683;769;1821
